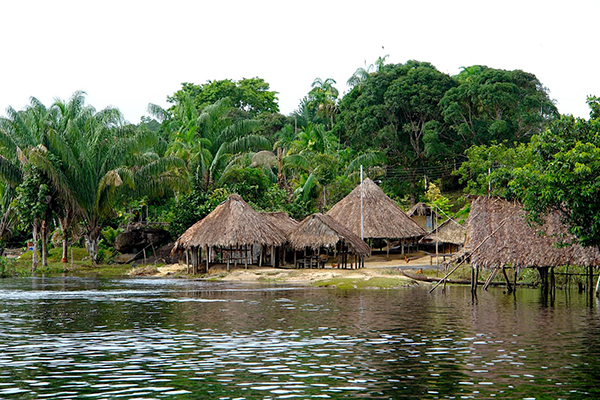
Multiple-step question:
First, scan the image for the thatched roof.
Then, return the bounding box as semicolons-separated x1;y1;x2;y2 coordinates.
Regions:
287;213;371;256
421;218;466;245
261;211;298;235
173;194;286;251
466;196;600;269
407;202;438;218
326;178;425;240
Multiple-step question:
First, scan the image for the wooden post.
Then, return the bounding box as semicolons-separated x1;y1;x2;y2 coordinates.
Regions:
185;249;189;274
271;245;275;267
588;265;594;303
502;266;513;293
205;246;209;273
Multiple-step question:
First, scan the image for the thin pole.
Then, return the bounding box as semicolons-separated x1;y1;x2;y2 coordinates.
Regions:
360;165;364;240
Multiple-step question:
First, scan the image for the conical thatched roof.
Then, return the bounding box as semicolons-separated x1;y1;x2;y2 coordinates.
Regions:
421;218;466;245
466;196;600;269
173;194;286;251
326;178;425;239
287;213;371;256
261;211;298;235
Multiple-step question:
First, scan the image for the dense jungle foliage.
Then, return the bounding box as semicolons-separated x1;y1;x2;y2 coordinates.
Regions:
2;58;598;270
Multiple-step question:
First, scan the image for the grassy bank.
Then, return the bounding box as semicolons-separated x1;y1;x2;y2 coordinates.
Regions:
1;247;133;278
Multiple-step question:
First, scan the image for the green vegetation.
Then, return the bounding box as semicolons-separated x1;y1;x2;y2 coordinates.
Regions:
4;246;132;277
0;57;594;279
315;276;412;289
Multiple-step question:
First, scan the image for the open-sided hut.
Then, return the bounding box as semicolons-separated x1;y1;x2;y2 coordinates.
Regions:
287;213;371;269
407;202;439;232
173;194;287;272
326;178;425;253
261;211;298;266
462;196;600;293
420;219;466;251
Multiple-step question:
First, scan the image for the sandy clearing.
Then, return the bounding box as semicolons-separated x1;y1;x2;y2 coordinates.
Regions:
151;253;436;284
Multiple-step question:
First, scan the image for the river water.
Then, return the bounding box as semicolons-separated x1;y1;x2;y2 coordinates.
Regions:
0;276;599;399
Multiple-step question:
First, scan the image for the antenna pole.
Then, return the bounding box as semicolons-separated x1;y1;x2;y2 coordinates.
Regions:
360;165;364;240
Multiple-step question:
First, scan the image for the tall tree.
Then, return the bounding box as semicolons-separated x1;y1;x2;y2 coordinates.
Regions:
306;78;339;129
168;77;279;116
149;95;270;191
0;97;56;269
28;92;186;264
437;65;558;157
337;60;456;203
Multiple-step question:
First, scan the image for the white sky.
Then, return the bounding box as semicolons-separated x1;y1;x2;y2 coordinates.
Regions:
1;0;598;123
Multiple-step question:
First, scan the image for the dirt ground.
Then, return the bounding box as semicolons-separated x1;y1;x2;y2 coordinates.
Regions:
152;252;437;285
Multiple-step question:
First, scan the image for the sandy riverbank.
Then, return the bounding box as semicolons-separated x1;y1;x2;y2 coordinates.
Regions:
148;252;438;287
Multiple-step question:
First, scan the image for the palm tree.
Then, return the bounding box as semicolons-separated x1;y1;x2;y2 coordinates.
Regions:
149;96;271;191
0;97;56;270
308;78;339;129
347;55;389;89
29;92;186;264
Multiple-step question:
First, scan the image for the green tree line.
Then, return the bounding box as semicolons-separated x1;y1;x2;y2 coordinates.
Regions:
0;60;571;270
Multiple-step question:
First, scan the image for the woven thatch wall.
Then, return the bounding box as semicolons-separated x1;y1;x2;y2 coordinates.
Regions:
287;213;371;256
421;218;466;246
173;194;286;251
261;212;298;235
326;178;425;240
466;196;600;269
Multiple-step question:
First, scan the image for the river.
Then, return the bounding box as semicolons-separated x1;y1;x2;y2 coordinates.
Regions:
0;276;599;399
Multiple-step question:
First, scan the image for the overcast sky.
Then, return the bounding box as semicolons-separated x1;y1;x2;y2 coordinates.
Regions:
1;0;598;123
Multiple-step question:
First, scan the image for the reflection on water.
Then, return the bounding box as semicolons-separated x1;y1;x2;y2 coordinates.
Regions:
0;276;599;399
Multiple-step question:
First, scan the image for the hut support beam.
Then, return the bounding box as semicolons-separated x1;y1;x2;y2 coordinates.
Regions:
502;266;513;293
483;266;499;291
205;246;209;273
471;264;479;295
271;245;275;267
185;250;190;274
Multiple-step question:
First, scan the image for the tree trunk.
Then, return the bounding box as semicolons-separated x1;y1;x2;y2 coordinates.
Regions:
85;226;102;265
40;216;49;268
59;213;72;263
31;221;39;272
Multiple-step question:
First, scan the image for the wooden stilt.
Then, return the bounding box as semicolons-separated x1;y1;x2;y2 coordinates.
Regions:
502;266;513;293
271;245;275;267
205;246;209;273
483;266;499;291
185;249;190;274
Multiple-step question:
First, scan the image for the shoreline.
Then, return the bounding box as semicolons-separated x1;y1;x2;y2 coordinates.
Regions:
147;253;443;288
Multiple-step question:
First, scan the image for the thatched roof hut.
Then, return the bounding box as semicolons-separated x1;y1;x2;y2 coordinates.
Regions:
326;178;425;240
407;202;438;218
173;194;286;252
261;211;298;235
421;218;466;246
287;213;371;256
407;202;440;232
466;196;600;269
